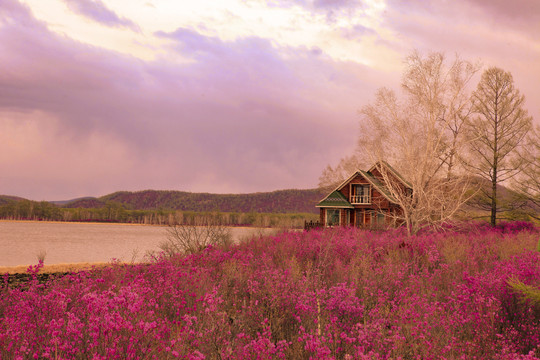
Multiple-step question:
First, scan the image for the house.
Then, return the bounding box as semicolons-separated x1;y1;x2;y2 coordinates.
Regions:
316;161;412;228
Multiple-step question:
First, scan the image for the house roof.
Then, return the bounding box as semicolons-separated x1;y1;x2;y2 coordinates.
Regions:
359;170;398;203
368;161;413;189
317;162;410;209
316;190;354;208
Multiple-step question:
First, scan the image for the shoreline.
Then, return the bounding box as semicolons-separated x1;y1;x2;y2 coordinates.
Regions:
0;262;114;274
0;219;165;227
0;222;286;272
0;219;278;230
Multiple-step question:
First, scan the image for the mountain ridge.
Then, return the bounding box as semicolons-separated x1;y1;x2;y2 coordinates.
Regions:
1;189;326;214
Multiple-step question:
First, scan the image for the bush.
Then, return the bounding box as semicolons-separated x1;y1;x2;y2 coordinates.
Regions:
496;221;538;234
160;214;232;255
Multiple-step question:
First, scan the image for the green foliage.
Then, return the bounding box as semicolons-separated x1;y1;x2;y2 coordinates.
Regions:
506;241;540;309
508;278;540;308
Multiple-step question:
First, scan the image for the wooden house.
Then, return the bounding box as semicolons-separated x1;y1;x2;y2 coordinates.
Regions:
316;161;412;228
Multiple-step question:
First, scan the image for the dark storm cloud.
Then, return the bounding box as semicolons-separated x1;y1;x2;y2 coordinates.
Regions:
63;0;139;31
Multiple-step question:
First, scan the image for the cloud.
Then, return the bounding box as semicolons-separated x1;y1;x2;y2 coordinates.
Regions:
0;2;380;199
63;0;139;31
385;0;540;35
465;0;540;24
380;0;540;129
312;0;357;9
262;0;359;10
5;0;536;201
0;0;45;28
381;0;540;68
156;28;227;58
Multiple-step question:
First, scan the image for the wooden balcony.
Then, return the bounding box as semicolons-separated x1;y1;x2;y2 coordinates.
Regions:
350;195;371;204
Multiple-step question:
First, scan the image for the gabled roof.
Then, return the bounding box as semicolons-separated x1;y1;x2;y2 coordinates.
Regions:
316;190;354;208
317;167;401;208
368;161;413;189
359;170;398;203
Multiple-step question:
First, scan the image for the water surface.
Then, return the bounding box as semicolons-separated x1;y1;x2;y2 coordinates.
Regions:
0;221;271;267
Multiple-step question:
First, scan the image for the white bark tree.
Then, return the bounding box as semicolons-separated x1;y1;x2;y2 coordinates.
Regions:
349;51;478;234
318;155;365;189
369;161;470;235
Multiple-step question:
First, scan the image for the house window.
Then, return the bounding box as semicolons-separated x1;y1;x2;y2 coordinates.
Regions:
377;212;385;225
371;211;385;227
326;209;340;226
355;209;365;227
350;184;371;204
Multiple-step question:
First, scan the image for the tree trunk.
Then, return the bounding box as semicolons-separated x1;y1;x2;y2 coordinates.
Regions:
491;101;498;227
491;176;497;226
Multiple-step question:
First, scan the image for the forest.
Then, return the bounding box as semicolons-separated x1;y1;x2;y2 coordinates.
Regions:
0;192;320;228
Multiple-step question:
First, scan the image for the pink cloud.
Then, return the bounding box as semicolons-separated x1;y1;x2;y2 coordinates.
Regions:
465;0;540;24
63;0;139;31
2;0;536;201
0;1;378;200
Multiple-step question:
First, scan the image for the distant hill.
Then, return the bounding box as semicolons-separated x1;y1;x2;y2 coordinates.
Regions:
3;179;536;219
461;176;540;219
50;197;97;206
62;189;326;214
0;195;25;206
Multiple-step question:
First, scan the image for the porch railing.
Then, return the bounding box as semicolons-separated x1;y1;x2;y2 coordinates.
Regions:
350;194;371;204
304;220;322;231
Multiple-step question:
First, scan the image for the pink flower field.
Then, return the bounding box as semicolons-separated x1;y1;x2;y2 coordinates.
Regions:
1;222;540;359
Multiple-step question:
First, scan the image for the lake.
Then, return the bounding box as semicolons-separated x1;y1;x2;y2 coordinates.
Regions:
0;221;274;267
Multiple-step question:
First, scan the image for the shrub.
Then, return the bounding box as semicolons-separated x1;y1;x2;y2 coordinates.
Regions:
160;214;232;255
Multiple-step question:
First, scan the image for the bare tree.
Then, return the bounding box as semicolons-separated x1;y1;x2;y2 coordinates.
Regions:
370;161;471;235
399;51;479;179
513;125;540;219
354;51;478;234
465;67;532;226
521;126;540;206
318;155;365;189
160;215;232;256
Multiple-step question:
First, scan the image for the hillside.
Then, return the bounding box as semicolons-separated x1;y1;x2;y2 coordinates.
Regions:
0;195;24;206
460;177;540;220
63;189;326;214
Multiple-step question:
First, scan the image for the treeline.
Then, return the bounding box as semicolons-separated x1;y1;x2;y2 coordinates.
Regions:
0;199;318;228
84;189;324;214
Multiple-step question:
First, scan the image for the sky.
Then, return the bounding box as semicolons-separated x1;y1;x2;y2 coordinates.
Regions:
0;0;538;201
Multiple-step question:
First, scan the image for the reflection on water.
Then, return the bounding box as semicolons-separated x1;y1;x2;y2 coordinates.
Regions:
0;221;274;267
